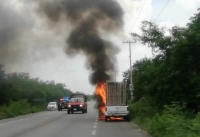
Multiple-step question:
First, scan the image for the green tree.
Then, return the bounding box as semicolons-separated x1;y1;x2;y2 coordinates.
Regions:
129;8;200;113
0;71;73;105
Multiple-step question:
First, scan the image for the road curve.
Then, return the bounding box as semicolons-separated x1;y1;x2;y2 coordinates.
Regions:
0;101;150;137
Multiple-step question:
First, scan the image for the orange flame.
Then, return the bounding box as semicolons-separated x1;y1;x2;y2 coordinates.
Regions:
110;117;124;121
95;82;106;120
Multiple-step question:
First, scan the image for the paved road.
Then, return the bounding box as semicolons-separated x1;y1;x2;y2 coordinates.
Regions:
0;101;150;137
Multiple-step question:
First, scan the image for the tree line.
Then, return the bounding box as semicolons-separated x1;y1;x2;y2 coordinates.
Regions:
123;8;200;137
0;65;73;106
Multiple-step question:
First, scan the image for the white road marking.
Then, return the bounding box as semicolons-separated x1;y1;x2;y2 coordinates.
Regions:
5;121;16;124
92;130;96;135
91;115;98;135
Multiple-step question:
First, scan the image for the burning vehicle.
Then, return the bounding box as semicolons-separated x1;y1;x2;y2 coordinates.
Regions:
95;81;129;122
38;0;125;120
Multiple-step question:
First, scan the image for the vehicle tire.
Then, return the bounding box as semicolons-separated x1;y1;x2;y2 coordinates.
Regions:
105;116;108;122
82;109;85;114
85;108;87;113
124;115;130;122
71;110;74;114
58;109;60;111
67;110;70;114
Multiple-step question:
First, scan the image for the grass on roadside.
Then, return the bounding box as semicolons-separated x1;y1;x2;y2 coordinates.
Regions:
0;99;46;120
129;98;200;137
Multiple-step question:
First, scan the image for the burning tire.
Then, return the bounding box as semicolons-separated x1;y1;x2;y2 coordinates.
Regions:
105;116;108;122
124;115;130;122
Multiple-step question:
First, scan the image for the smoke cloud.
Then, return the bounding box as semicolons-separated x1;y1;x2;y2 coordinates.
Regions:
0;1;31;69
0;0;125;115
38;0;124;84
0;1;66;73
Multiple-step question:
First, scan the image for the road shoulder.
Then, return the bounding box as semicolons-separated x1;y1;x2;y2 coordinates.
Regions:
0;111;48;124
130;122;151;137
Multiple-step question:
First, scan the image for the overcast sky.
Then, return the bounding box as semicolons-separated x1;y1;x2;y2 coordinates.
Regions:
0;0;200;94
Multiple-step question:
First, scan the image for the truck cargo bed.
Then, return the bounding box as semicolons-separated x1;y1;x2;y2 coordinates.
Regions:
106;82;127;106
105;81;129;122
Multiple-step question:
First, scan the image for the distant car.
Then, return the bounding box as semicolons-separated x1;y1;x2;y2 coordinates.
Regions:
47;102;57;111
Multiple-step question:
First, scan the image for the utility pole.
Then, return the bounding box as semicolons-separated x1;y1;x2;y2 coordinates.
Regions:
115;71;116;82
123;41;136;100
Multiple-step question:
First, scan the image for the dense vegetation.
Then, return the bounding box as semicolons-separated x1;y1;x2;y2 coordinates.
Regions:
125;8;200;137
0;65;73;119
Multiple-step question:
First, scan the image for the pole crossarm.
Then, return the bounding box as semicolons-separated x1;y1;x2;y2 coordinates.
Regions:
123;41;136;44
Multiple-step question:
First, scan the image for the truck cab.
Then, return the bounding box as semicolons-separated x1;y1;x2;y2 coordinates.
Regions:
67;98;87;114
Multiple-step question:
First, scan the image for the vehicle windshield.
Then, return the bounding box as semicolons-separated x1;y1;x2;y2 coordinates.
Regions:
70;98;84;102
48;102;56;105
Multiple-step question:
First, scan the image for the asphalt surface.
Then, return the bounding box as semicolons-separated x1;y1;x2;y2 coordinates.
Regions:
0;101;151;137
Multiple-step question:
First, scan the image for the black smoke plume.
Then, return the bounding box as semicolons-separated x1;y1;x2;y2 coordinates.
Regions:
39;0;124;84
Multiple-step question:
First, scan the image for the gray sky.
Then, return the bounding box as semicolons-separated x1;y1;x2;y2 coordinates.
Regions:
0;0;199;94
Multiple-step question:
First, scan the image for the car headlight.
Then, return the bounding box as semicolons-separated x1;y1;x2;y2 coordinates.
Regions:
80;104;83;107
68;105;71;107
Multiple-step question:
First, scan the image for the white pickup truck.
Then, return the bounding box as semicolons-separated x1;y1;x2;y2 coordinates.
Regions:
105;81;129;122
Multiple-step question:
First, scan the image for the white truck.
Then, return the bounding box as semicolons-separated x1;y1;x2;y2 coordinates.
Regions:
105;81;129;122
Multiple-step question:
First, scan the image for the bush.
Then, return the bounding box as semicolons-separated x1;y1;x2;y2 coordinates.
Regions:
129;101;200;137
148;104;190;137
31;104;46;113
129;97;157;124
0;100;45;120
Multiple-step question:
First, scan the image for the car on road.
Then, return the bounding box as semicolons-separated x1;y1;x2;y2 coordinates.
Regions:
58;97;69;111
67;98;87;114
47;102;57;111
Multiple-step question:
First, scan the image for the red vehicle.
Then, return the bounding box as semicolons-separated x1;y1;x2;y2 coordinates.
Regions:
67;92;87;114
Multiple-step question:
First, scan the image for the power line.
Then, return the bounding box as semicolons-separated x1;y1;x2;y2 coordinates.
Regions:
128;0;147;35
118;0;146;82
154;0;171;21
119;0;171;83
121;1;146;65
119;0;146;65
122;0;147;42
